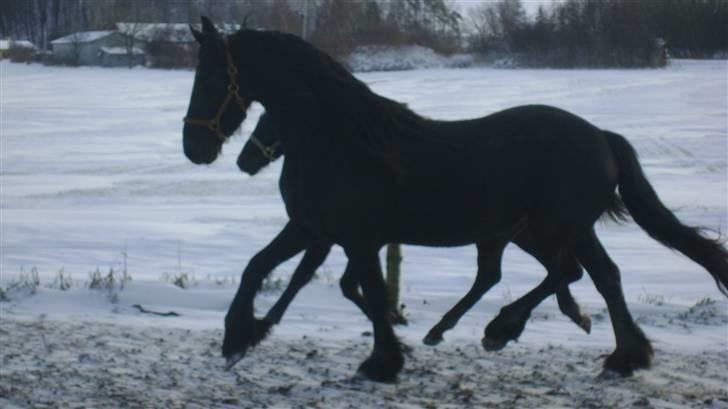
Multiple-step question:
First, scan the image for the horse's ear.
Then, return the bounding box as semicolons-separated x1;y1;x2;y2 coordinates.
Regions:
201;16;219;37
190;25;204;43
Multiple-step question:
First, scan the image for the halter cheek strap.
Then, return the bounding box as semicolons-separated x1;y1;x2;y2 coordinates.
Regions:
184;38;248;141
249;134;282;162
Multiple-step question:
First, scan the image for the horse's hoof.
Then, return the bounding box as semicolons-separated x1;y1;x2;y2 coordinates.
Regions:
481;336;508;351
350;371;368;383
224;351;247;371
357;351;403;383
222;317;271;370
356;364;398;384
602;344;653;377
579;314;592;334
222;325;252;369
596;368;624;380
422;331;443;346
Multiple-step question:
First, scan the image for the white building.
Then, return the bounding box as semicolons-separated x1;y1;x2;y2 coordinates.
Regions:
50;31;142;66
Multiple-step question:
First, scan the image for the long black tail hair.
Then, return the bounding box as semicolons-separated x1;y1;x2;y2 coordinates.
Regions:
604;130;728;296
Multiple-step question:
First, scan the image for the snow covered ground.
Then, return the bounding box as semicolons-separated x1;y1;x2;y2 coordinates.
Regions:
1;60;727;408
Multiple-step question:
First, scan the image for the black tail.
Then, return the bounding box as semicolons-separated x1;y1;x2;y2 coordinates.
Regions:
604;130;728;296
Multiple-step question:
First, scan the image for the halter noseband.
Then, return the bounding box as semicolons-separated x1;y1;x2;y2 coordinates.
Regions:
183;38;247;141
248;134;282;162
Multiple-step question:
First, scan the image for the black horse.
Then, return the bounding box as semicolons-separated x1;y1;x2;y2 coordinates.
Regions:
183;18;728;382
238;111;596;347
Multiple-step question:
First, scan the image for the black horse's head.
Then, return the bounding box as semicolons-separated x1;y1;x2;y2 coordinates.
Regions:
183;17;252;165
237;112;284;175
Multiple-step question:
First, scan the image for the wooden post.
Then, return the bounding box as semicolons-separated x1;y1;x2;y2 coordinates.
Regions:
385;243;407;324
301;0;309;40
301;0;316;40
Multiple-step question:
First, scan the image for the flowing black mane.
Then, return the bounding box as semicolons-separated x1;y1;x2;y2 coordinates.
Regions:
230;29;436;176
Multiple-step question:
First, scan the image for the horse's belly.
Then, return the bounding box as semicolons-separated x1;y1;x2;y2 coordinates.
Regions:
392;224;483;247
390;200;523;246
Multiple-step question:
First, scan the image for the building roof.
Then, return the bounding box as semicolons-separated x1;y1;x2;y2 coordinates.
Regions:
0;39;37;50
51;31;114;45
99;46;145;55
116;22;240;43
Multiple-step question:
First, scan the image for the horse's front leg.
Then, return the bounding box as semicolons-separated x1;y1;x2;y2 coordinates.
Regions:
223;222;311;369
263;242;332;325
346;246;403;383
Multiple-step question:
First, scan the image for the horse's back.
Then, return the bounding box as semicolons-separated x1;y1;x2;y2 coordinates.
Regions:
387;105;619;244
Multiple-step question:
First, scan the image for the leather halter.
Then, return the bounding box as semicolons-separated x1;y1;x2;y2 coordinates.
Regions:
248;134;282;162
183;38;247;141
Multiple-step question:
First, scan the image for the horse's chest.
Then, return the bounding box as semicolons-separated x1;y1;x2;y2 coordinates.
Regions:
279;158;388;241
278;159;332;230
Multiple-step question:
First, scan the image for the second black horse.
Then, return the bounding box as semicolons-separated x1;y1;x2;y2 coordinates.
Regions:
236;111;595;348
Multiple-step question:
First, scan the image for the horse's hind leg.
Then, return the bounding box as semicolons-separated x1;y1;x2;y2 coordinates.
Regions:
554;269;591;333
263;243;332;327
575;229;652;376
483;253;591;351
515;232;590;332
483;231;590;350
483;252;586;351
346;245;403;382
423;238;509;346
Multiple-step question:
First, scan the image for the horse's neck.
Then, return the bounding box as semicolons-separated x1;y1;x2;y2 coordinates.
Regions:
263;96;333;163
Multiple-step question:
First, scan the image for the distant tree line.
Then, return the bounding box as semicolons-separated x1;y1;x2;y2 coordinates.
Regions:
467;0;728;68
309;0;462;56
1;0;726;68
0;0;462;56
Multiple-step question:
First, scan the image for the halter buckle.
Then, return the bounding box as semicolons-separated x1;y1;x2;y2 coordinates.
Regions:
263;147;276;160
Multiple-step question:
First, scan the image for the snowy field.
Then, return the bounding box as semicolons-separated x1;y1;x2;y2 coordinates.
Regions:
1;59;727;408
